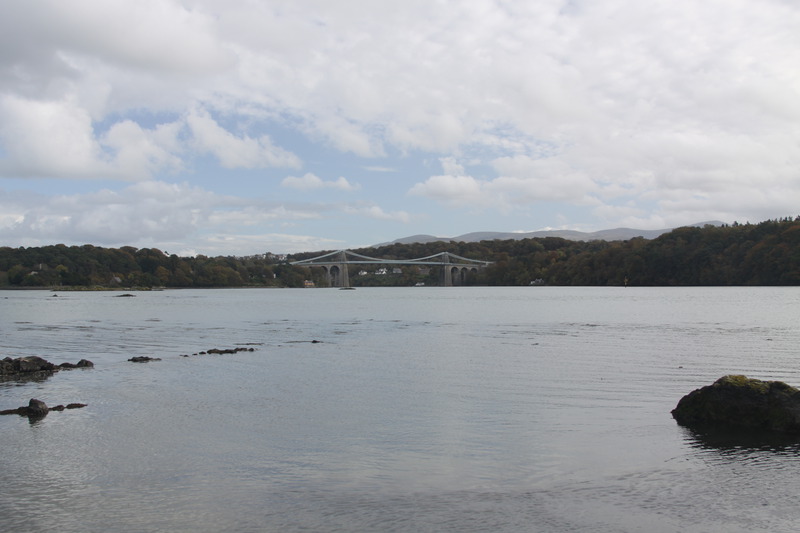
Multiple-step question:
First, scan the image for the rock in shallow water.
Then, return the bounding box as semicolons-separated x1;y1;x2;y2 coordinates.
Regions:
128;356;161;363
1;398;87;417
26;398;49;417
672;375;800;433
1;356;94;381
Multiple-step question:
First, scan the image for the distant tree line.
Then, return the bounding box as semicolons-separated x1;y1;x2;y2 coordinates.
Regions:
0;245;305;288
1;218;799;289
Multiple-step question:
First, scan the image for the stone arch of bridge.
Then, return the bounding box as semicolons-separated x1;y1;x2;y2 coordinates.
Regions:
323;264;350;288
448;266;479;286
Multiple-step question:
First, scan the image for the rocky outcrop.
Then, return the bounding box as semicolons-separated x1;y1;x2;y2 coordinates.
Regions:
672;375;800;433
128;356;161;363
181;347;256;357
0;398;87;418
58;359;94;369
202;347;255;355
1;356;94;382
2;355;54;374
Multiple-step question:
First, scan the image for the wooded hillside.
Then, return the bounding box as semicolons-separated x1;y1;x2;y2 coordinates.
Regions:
1;218;798;288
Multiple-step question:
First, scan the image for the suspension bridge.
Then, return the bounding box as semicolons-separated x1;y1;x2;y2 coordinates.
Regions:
290;250;492;287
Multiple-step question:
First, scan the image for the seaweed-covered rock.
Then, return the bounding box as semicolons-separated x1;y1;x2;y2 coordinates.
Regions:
672;375;800;433
128;356;161;363
2;356;93;379
203;347;254;355
1;356;56;382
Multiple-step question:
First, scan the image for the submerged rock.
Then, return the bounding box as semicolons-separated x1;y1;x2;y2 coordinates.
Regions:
191;347;255;356
128;356;161;363
204;347;254;355
58;359;95;369
1;398;87;418
672;375;800;433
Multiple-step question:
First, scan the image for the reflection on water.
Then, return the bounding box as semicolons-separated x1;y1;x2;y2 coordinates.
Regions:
2;287;800;532
680;424;800;454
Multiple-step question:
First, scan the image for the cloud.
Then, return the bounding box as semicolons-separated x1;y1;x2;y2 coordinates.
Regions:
410;156;598;211
102;119;185;177
206;205;323;227
187;110;301;169
0;95;111;179
0;94;187;180
2;0;800;250
409;174;488;209
281;173;359;191
194;233;343;257
0;181;322;249
0;0;233;79
344;205;411;223
0;181;213;244
0;180;402;255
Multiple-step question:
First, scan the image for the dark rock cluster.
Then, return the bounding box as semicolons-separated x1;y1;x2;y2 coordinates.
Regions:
180;347;256;357
202;347;255;355
0;398;87;418
58;359;95;369
1;356;93;382
672;375;800;433
128;356;161;363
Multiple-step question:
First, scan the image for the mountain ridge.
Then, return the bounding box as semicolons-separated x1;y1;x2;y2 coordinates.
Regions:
377;221;725;246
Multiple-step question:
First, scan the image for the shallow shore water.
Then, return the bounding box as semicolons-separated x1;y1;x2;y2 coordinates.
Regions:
2;286;800;532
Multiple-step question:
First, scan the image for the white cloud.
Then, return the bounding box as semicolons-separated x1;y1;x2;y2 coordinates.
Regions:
410;156;598;210
0;95;111;179
0;95;188;180
0;0;233;78
409;174;488;209
207;205;323;227
0;180;389;255
186;110;301;169
1;181;239;246
344;205;411;223
281;173;359;191
194;233;343;257
102;119;184;177
2;0;800;250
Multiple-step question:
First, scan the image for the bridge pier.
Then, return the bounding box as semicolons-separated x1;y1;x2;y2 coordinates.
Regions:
337;262;350;287
323;263;350;287
327;251;350;288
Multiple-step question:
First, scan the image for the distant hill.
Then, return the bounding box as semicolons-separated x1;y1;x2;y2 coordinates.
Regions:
378;221;725;246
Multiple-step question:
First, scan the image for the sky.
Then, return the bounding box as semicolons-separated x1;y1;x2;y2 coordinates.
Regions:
1;0;799;256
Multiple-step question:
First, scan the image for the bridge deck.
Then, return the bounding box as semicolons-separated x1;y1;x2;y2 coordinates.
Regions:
290;249;491;267
289;250;492;287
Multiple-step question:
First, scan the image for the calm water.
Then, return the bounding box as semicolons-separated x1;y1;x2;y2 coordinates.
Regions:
2;287;800;532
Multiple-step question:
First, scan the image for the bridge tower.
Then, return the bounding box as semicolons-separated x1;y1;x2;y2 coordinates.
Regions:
333;250;350;288
442;252;452;287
